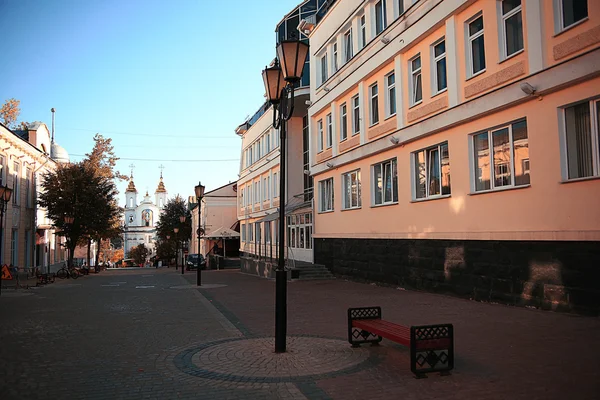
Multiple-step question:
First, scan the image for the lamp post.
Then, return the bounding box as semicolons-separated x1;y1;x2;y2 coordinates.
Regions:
64;215;75;268
166;235;171;268
262;39;309;353
179;215;186;275
173;228;179;270
194;182;205;286
0;184;14;297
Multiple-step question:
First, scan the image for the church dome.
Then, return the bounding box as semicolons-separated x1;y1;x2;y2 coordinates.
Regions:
155;176;167;193
50;142;69;163
126;175;137;193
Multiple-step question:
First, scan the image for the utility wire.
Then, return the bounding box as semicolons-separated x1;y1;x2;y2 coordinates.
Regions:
63;127;239;139
70;154;239;162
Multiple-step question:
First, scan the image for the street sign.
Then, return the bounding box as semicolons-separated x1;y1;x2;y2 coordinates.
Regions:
1;264;13;280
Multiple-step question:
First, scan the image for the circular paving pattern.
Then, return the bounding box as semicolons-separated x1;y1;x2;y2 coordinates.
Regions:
173;335;374;383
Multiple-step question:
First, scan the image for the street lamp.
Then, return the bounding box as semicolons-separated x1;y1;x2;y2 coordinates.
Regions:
0;184;13;297
173;227;179;270
194;182;205;286
179;215;186;275
64;215;74;268
262;39;309;353
166;235;171;268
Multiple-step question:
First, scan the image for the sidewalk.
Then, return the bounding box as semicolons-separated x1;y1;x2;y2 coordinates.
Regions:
181;269;600;400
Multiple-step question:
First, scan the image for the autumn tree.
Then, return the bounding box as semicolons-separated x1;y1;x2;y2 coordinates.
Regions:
83;133;128;181
110;248;124;263
128;244;149;266
0;98;21;127
156;195;191;267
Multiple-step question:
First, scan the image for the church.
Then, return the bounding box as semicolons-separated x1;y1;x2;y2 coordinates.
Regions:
122;171;168;260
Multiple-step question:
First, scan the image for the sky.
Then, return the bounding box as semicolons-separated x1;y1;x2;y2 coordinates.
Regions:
0;0;300;203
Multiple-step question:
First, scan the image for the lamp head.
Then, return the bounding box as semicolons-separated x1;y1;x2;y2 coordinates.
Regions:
179;215;186;223
276;40;309;83
194;181;205;199
262;63;286;105
520;82;536;95
0;185;12;202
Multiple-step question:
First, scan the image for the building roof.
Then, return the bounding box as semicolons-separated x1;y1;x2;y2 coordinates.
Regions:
126;174;137;193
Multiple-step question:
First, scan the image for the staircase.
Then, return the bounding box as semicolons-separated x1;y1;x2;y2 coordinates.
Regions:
289;260;335;280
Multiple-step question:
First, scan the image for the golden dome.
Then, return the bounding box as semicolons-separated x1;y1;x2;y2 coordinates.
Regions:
126;174;137;192
156;176;167;193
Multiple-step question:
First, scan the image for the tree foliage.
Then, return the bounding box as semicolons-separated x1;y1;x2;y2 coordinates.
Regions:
110;248;124;263
83;133;128;181
155;238;176;264
128;244;149;266
0;98;21;127
156;195;192;243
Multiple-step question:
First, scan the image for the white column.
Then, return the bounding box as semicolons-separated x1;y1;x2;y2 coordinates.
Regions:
445;16;460;107
366;1;376;42
394;54;405;129
385;0;394;27
352;15;360;53
359;82;367;144
525;0;545;73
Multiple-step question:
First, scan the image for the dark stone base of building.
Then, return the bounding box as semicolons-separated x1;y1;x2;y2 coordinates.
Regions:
314;238;600;316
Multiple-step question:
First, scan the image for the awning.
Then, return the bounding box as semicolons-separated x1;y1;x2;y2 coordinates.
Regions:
205;226;240;240
255;212;279;223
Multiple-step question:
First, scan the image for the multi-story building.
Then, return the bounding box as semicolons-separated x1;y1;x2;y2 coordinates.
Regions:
236;0;336;276
1;121;69;275
308;0;600;313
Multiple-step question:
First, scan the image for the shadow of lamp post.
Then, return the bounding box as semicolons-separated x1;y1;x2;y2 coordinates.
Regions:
262;39;309;353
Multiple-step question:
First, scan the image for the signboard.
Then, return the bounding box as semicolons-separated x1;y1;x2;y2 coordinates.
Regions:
1;264;13;280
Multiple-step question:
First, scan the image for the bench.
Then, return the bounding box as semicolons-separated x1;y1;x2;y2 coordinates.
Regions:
348;306;454;378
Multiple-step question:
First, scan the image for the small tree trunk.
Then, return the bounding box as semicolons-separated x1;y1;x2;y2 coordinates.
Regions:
87;238;91;267
94;237;101;272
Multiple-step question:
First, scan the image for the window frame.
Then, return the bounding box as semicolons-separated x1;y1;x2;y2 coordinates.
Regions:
375;0;387;36
431;38;447;95
343;28;353;63
499;0;524;60
369;83;379;126
326;113;333;148
318;178;334;212
317;119;324;152
409;54;422;107
319;52;328;85
352;95;361;136
341;169;362;210
359;14;367;49
412;142;452;200
555;0;589;33
372;158;398;206
340;102;348;141
466;14;486;78
385;72;396;118
332;42;339;72
12;161;20;205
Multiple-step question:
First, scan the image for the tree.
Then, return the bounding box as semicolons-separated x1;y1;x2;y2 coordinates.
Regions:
0;98;20;127
83;133;128;181
156;195;192;242
38;162;119;267
110;248;124;263
128;244;149;266
155;238;176;265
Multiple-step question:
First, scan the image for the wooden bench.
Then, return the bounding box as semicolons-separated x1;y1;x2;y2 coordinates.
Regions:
348;306;454;378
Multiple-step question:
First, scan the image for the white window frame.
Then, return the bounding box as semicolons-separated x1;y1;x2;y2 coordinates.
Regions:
470;119;530;192
320;53;328;85
12;161;20;205
342;169;362;210
317;119;324;152
499;0;524;60
273;172;279;197
267;175;271;200
409;54;422;107
326;113;333;148
431;38;447;95
26;167;32;208
554;0;589;33
263;177;268;201
369;83;379;126
359;14;367;49
372;158;398;206
340;103;348;141
0;155;5;186
385;72;396;117
412;142;451;200
319;178;334;212
374;0;387;35
559;98;600;180
256;180;261;204
352;95;360;135
466;14;486;78
343;28;353;63
332;42;339;72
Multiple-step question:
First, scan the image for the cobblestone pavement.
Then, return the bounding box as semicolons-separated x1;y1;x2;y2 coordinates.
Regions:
1;268;599;399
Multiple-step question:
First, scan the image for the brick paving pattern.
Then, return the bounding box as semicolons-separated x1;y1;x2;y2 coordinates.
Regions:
0;267;598;399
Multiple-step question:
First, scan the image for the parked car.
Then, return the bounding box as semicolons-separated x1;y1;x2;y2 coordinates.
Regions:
186;254;206;270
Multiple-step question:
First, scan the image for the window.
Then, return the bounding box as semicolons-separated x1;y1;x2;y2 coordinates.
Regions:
501;0;523;59
0;155;5;185
273;172;279;197
265;221;271;244
267;176;270;200
248;223;253;242
352;95;360;135
326;113;333;148
256;223;261;245
266;132;271;153
472;119;530;191
240;188;244;207
332;43;339;73
11;229;18;266
287;213;312;249
317;119;324;152
256;180;261;204
320;53;328;85
369;83;379;125
344;29;353;63
375;0;386;35
385;73;396;117
359;15;367;49
559;0;588;30
263;177;268;200
340;103;348;141
432;39;447;93
342;170;362;209
26;167;32;208
563;100;600;179
373;159;398;205
242;223;246;242
397;0;404;16
467;15;486;77
319;178;334;212
414;143;451;199
409;55;422;106
12;162;19;205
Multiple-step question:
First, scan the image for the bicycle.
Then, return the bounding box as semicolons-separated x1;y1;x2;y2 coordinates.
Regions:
56;264;79;280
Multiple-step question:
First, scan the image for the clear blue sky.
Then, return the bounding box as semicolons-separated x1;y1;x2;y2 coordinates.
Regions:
1;0;299;202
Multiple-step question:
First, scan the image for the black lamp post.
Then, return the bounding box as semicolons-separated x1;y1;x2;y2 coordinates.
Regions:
166;235;171;267
64;215;74;268
179;215;186;275
0;184;14;297
262;39;309;353
194;182;205;286
173;227;179;270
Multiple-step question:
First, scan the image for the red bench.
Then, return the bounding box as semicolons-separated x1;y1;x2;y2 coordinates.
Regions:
348;306;454;378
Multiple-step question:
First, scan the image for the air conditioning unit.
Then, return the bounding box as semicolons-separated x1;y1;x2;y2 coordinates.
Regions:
298;15;316;35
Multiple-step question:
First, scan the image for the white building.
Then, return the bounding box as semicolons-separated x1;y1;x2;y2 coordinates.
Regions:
122;173;167;259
